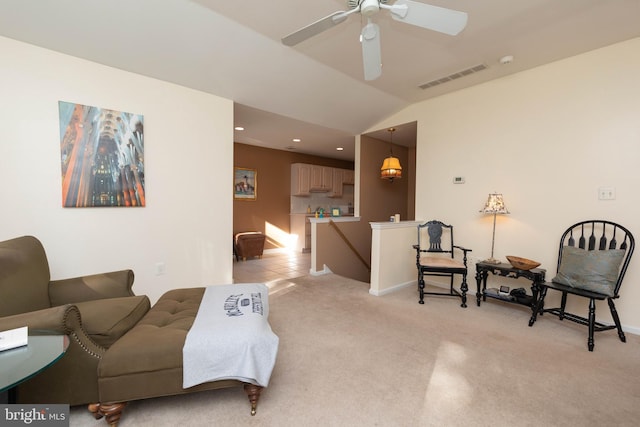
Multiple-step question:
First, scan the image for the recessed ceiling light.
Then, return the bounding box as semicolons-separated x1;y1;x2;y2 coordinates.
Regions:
336;147;344;151
293;138;301;142
234;126;244;131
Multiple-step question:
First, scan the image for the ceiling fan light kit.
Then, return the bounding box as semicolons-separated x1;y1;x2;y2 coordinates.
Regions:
282;1;468;81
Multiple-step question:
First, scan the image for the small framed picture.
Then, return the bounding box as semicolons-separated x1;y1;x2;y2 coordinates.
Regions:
331;207;341;217
234;167;257;201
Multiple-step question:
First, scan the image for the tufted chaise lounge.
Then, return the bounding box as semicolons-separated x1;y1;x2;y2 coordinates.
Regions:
90;287;264;426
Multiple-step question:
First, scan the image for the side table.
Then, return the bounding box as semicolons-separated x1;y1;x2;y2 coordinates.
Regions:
0;333;69;403
475;262;546;322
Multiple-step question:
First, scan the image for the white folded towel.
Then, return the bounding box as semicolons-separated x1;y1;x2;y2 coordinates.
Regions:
183;283;279;388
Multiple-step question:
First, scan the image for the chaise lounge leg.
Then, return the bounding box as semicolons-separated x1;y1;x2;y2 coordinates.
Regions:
88;402;127;427
88;403;102;420
243;383;263;416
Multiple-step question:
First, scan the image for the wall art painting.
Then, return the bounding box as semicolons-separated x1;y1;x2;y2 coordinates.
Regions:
234;167;257;200
58;101;145;207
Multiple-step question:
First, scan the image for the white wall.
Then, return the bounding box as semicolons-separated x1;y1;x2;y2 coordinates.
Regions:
371;38;640;332
370;221;421;296
0;37;234;304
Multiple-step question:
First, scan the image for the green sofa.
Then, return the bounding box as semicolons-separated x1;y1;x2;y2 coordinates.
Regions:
0;235;150;406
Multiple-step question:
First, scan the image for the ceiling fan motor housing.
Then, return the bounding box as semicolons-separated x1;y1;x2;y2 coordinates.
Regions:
348;0;388;13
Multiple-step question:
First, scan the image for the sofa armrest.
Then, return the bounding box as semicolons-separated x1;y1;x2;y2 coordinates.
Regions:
0;305;104;357
49;269;135;306
0;304;74;334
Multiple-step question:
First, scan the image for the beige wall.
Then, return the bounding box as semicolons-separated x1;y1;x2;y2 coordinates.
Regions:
234;143;353;249
0;36;234;304
360;135;412;223
370;37;640;333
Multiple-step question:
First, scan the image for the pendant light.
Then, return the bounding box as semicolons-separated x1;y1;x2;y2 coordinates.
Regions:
380;127;402;182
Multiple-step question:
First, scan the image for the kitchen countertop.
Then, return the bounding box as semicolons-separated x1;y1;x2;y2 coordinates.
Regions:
308;216;360;223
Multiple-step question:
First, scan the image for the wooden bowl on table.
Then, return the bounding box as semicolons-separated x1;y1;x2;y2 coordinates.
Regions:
506;256;541;270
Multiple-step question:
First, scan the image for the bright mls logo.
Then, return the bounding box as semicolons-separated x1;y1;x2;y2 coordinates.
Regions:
1;405;69;426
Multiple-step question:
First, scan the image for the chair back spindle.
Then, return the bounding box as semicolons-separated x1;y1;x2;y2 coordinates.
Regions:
588;222;596;250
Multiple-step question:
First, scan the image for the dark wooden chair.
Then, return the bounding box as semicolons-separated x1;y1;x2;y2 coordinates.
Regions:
529;220;634;351
413;220;472;307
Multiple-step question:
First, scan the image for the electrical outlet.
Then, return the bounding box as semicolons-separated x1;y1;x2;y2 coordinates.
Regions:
155;262;166;276
598;187;616;200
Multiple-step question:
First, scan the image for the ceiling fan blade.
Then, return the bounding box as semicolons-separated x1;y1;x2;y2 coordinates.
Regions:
282;10;350;46
361;21;382;81
389;0;468;36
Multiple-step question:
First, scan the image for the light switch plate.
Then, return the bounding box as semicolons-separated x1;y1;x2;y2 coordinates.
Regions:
453;176;465;184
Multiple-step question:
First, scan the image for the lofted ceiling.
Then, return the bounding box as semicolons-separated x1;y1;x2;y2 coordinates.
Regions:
0;0;638;160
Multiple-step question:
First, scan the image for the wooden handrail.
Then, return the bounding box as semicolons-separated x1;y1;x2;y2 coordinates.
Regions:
328;220;371;272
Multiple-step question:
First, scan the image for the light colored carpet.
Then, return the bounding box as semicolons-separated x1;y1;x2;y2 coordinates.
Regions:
71;274;640;426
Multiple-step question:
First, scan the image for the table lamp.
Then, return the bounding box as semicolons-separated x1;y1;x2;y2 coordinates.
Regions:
480;193;509;264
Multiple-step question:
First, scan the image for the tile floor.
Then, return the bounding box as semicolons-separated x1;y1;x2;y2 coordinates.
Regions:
233;249;311;284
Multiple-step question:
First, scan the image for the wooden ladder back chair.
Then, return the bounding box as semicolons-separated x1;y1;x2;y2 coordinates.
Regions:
529;220;634;351
413;220;472;307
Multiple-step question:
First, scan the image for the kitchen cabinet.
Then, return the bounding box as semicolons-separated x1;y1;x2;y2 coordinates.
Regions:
291;163;311;196
292;163;354;197
310;165;333;192
329;168;343;198
342;169;355;185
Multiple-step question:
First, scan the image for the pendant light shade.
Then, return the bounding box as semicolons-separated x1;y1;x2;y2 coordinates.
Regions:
380;127;402;182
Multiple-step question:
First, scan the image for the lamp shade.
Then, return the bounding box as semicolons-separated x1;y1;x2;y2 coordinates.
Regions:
480;193;509;214
380;156;402;180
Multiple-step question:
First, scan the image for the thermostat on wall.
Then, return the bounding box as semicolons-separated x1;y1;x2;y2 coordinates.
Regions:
453;176;465;184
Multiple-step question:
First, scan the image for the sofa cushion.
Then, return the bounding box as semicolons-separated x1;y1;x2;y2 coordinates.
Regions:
75;295;150;348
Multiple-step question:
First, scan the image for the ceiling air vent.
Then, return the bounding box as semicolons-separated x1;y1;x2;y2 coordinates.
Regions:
419;63;488;90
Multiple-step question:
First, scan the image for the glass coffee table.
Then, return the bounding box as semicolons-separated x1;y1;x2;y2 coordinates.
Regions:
0;332;69;403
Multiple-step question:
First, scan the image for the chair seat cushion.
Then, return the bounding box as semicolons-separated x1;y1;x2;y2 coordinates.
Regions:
75;295;150;348
419;256;465;271
551;246;625;297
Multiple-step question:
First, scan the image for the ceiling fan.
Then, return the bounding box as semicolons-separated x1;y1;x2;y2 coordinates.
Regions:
282;0;468;81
